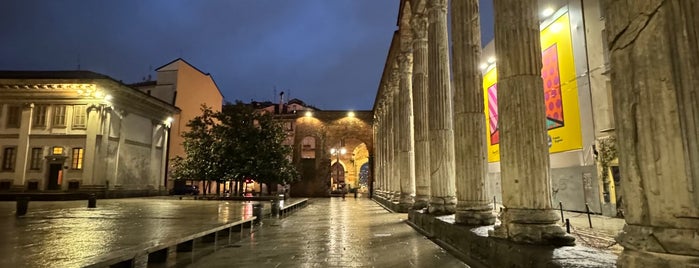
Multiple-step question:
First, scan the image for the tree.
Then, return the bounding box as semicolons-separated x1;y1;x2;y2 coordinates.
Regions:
171;101;299;196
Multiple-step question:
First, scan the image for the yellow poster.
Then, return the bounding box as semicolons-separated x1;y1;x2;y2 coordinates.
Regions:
483;12;583;162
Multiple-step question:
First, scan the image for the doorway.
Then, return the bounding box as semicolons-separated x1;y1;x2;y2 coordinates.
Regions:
47;163;63;190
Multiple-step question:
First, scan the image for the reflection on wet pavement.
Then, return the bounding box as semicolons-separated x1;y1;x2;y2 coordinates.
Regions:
190;198;470;268
0;198;255;267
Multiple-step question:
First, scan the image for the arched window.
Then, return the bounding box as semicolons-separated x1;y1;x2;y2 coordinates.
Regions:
301;136;316;159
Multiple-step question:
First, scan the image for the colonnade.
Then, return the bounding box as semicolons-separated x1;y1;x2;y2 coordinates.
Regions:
373;0;699;265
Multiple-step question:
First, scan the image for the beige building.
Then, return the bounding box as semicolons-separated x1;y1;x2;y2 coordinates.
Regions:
0;71;179;196
133;58;223;190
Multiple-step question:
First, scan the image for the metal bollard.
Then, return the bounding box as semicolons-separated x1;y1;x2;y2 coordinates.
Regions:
493;196;497;211
16;197;30;217
87;194;97;208
585;203;593;228
354;191;358;199
271;199;280;216
559;202;565;224
565;219;571;234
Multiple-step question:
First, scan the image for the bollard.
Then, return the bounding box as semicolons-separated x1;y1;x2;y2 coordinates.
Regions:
87;194;97;208
585;203;593;228
271;199;280;216
354;191;358;199
565;219;571;234
559;202;565;224
493;196;497;211
16;197;30;217
252;203;263;223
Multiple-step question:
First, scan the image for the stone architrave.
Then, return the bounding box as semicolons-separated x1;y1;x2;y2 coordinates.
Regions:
451;0;495;225
490;0;574;245
398;33;416;211
426;0;456;215
603;1;699;266
411;12;431;210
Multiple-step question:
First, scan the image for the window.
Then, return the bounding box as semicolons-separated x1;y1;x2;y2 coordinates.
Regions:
52;146;64;155
71;148;84;170
6;105;21;128
32;105;48;128
72;105;87;128
53;105;67;127
2;147;16;171
30;148;42;170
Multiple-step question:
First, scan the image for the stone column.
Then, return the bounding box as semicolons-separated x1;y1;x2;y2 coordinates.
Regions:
398;37;416;211
390;64;402;202
490;0;573;245
411;12;431;210
426;0;456;215
603;1;699;266
82;105;100;185
451;0;495;225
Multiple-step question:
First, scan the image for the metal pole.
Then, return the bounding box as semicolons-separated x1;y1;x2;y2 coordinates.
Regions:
559;201;564;224
565;219;571;234
585;203;592;228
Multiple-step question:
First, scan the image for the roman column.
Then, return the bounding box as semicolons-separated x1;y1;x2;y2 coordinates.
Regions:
411;11;431;210
603;1;699;266
398;32;416;211
390;63;402;202
451;0;495;225
426;0;456;215
490;0;573;245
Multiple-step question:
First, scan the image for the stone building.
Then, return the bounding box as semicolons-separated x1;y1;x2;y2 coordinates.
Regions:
0;71;179;196
132;58;223;192
253;97;373;197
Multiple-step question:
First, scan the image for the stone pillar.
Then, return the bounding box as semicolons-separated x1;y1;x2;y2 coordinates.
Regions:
603;1;699;266
411;12;431;210
451;0;495;225
390;65;402;202
398;37;416;211
426;0;456;215
490;0;573;245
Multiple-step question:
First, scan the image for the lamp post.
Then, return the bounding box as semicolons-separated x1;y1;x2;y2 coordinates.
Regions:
330;147;346;192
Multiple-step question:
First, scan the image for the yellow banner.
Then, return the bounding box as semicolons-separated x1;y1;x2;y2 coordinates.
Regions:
483;12;583;162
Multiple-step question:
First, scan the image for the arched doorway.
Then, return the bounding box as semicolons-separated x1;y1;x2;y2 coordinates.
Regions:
330;162;345;193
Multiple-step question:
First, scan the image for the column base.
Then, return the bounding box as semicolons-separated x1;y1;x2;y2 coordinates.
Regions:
413;195;430;210
455;204;496;225
428;196;456;215
391;191;401;202
616;224;699;267
398;193;415;212
489;208;575;246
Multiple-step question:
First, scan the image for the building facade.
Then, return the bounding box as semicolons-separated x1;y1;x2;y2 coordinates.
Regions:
0;71;179;196
133;58;223;191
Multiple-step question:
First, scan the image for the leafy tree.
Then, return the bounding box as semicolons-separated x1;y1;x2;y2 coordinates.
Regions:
171;101;299;196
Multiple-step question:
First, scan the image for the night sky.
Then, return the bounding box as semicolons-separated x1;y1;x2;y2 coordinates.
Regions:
1;0;494;110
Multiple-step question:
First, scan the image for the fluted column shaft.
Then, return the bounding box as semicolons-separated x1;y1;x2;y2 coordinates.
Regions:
490;0;572;245
426;0;456;215
411;12;431;210
451;0;495;225
390;66;401;201
398;35;416;211
603;1;699;266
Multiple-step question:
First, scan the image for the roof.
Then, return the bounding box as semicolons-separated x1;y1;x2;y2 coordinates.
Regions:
0;70;180;112
155;58;224;99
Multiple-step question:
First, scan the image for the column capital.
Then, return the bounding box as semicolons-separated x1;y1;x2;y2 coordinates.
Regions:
427;0;448;12
398;53;413;75
411;13;429;40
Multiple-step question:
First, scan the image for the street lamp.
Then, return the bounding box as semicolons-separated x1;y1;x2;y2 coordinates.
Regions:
330;147;346;191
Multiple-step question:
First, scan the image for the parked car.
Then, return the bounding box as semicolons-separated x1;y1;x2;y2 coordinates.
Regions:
170;185;199;195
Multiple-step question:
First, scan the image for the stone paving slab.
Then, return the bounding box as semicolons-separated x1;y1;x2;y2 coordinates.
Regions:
0;197;261;267
189;198;470;268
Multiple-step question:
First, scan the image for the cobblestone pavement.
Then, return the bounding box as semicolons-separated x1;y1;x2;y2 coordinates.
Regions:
189;198;469;268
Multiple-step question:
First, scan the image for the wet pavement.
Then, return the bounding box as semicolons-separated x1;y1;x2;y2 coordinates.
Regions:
189;198;470;268
0;197;258;268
